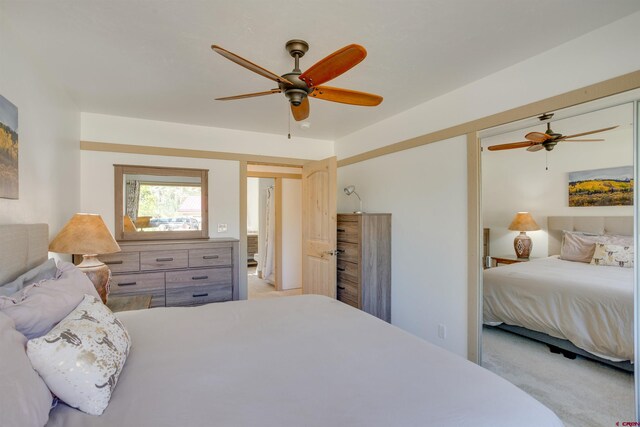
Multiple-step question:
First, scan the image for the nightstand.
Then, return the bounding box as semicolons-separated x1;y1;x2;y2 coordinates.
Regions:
106;295;152;313
491;255;538;267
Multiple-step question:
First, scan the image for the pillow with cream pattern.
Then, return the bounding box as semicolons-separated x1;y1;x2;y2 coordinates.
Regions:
590;243;634;268
27;295;131;415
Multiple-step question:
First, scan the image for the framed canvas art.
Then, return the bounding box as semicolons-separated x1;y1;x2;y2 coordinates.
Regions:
0;95;18;199
568;166;633;207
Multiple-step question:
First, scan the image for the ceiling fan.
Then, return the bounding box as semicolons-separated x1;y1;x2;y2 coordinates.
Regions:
211;39;383;121
487;113;618;152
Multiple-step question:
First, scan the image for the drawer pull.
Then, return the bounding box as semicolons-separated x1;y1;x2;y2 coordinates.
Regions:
337;285;346;290
203;255;219;260
337;267;346;272
336;249;345;254
104;260;123;265
192;292;209;298
192;275;209;280
156;257;174;262
118;281;137;287
337;228;346;232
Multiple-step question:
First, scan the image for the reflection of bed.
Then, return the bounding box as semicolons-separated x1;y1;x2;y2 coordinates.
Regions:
2;224;563;427
483;216;634;370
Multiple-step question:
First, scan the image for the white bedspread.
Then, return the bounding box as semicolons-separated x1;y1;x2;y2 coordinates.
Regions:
484;256;633;361
47;295;561;427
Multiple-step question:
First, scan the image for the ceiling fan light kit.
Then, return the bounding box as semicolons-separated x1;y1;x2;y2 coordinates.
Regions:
211;39;383;122
487;112;618;153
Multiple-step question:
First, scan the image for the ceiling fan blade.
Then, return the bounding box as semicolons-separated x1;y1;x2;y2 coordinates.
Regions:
526;144;544;152
291;97;310;121
299;44;367;87
487;141;536;151
215;89;281;101
559;125;619;140
310;86;382;106
211;45;293;85
560;139;604;142
525;132;550;143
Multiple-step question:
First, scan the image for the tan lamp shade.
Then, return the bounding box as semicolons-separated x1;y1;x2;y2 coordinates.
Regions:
49;213;121;255
507;212;540;232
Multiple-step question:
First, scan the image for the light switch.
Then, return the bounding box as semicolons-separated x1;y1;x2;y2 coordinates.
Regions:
217;224;228;233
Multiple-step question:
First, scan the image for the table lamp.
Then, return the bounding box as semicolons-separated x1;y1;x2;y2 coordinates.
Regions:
49;213;121;303
344;185;364;214
508;212;540;259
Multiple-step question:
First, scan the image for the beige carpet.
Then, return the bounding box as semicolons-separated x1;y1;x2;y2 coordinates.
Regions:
482;326;634;427
247;267;302;299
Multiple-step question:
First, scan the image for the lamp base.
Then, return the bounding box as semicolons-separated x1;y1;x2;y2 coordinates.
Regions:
513;232;532;259
77;254;111;304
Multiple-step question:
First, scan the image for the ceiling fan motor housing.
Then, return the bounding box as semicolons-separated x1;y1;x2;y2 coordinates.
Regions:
280;71;312;106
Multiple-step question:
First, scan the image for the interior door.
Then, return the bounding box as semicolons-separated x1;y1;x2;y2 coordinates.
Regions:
302;156;337;297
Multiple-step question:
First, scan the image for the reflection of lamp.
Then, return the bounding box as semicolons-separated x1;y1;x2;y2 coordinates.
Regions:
508;212;540;259
49;214;121;303
123;215;137;232
344;185;363;214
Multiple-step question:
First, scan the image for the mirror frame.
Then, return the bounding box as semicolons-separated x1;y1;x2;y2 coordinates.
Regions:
114;164;209;241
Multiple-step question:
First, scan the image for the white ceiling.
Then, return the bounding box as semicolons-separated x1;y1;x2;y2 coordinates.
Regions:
3;0;640;141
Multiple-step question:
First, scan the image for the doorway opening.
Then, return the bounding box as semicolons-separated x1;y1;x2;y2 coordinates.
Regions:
246;165;303;299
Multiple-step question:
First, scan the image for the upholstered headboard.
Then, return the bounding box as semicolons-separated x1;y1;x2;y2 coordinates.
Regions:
0;224;49;284
547;216;633;255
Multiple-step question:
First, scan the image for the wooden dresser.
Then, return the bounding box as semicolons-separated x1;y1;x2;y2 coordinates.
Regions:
76;239;239;308
336;213;391;322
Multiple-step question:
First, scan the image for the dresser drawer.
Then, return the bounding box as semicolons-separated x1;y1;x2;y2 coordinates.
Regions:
337;242;359;264
337;260;359;283
337;221;359;244
141;250;188;271
337;278;359;308
109;272;165;308
189;248;232;268
166;282;232;306
98;252;140;273
166;267;232;287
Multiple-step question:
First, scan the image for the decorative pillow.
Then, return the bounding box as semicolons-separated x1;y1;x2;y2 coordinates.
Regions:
590;243;634;268
602;233;634;247
560;231;601;263
0;261;100;339
27;295;131;416
0;258;58;297
0;311;53;427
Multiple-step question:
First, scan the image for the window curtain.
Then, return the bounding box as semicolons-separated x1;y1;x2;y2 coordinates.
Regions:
259;186;275;285
125;180;140;221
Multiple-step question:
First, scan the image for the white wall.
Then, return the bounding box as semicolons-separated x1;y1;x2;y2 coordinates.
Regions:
247;178;259;233
0;15;80;242
81;150;239;239
334;13;640;357
338;137;468;356
82;113;334;160
281;178;302;290
482;104;634;258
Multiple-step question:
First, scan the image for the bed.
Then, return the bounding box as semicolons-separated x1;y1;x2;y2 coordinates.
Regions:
1;224;562;427
484;216;634;368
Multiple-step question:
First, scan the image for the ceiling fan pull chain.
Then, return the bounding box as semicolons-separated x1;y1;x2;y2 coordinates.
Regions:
546;151;549;171
288;107;291;140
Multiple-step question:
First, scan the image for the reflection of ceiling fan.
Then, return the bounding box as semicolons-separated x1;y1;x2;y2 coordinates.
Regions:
211;39;383;121
487;113;618;152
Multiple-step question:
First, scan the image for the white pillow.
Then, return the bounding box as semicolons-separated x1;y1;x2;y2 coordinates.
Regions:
0;311;53;427
0;261;100;339
559;231;601;263
27;295;131;416
590;243;634;268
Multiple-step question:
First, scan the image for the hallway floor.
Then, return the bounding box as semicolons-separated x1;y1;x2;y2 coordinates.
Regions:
248;266;302;299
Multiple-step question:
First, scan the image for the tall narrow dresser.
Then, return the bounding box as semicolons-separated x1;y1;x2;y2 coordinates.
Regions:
336;213;391;322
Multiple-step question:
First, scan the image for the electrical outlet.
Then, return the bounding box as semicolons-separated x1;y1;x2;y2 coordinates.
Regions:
217;223;227;233
438;324;447;340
